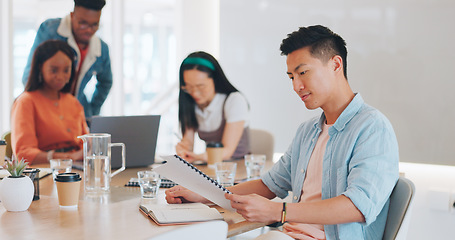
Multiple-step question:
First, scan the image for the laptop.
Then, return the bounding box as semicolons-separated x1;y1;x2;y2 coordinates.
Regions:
75;115;161;169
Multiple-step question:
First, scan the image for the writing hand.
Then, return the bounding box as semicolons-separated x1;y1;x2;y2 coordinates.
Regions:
176;141;193;160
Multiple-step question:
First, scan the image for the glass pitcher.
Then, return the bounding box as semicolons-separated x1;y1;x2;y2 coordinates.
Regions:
77;133;126;193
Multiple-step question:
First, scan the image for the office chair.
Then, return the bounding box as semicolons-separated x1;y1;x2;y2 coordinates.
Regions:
1;131;12;161
147;220;228;240
383;176;415;240
249;128;274;161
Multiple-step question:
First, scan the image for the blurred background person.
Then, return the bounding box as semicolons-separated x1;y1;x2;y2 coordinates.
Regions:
176;51;250;163
12;40;88;164
22;0;112;119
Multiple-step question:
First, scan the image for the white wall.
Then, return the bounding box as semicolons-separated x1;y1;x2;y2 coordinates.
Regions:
219;0;455;166
399;163;455;239
176;0;220;60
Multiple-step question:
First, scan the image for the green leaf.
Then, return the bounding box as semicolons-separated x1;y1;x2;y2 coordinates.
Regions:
4;158;29;177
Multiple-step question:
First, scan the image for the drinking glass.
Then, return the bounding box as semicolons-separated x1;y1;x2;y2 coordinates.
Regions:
49;159;72;180
244;154;266;180
215;162;237;188
137;171;161;198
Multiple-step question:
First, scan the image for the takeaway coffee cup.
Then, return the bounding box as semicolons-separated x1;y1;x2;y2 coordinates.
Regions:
206;142;223;168
0;140;6;166
55;173;81;208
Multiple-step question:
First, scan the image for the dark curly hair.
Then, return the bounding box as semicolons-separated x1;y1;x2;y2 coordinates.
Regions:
74;0;106;11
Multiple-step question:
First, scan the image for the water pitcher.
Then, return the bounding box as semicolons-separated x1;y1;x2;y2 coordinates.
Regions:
78;133;126;193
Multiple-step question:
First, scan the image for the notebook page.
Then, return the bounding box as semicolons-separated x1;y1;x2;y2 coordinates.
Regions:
142;202;210;211
154;155;235;212
151;208;223;224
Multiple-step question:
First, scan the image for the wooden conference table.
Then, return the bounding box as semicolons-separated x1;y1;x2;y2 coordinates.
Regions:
0;159;275;239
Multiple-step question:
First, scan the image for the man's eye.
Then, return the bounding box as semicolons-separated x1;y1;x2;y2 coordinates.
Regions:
300;71;307;75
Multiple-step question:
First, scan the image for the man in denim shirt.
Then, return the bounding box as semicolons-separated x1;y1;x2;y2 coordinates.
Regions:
165;25;399;240
22;0;112;119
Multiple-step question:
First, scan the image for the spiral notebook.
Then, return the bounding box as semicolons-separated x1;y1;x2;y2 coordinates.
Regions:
153;155;234;212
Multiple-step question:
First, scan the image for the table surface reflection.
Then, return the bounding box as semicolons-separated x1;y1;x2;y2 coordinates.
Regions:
0;159;274;239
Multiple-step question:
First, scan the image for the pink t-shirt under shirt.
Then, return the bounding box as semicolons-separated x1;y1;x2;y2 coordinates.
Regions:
282;123;332;240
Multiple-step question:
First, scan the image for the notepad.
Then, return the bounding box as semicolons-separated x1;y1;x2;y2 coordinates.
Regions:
153;155;235;212
139;203;223;225
125;177;177;188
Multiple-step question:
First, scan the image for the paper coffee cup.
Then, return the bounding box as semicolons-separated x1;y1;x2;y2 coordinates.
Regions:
0;140;6;166
206;142;223;168
55;173;81;208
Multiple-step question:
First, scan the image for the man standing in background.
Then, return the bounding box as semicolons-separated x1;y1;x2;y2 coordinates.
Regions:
22;0;112;120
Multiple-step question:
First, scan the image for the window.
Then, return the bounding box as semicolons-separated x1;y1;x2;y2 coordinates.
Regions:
9;0;180;155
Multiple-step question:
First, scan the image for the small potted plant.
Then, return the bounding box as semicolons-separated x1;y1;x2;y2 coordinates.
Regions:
0;158;34;211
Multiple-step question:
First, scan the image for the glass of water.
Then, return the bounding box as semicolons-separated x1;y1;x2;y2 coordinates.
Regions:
244;154;266;180
137;170;161;198
49;159;72;180
215;162;237;188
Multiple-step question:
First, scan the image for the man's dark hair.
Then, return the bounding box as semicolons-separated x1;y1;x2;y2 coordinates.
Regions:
280;25;348;79
74;0;106;11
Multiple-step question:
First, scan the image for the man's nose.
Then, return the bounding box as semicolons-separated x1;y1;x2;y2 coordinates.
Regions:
293;78;304;92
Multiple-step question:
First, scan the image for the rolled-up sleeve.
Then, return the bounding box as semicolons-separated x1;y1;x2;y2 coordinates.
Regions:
262;151;293;199
342;118;399;225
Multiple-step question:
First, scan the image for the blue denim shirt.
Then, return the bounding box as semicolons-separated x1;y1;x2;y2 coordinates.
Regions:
22;15;113;118
262;94;399;240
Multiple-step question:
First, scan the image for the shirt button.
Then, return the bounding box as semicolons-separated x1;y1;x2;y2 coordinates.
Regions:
294;196;297;200
301;169;304;173
60;115;64;120
54;102;58;107
67;128;71;132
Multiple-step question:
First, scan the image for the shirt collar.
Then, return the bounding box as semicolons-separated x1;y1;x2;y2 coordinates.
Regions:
314;93;364;132
57;14;102;57
195;93;225;115
57;14;73;38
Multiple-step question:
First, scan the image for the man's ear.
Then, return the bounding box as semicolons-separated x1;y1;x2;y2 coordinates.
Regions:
331;55;343;74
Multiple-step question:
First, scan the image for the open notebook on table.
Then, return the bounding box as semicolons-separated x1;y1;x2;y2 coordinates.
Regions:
139;202;223;225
